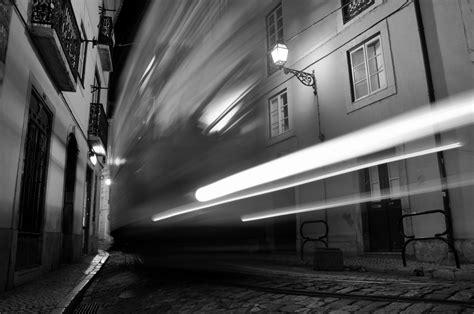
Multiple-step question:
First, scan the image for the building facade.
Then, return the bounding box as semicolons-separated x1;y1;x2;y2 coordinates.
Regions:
0;0;120;291
244;0;473;262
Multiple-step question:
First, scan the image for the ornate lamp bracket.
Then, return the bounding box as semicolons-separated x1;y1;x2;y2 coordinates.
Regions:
82;37;98;47
280;66;317;95
99;5;117;15
91;85;109;93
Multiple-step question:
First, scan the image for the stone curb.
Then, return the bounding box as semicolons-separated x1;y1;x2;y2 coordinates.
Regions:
51;251;109;314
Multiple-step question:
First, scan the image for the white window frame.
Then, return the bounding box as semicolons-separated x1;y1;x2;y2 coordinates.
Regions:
349;35;386;102
344;21;396;113
269;90;289;138
266;3;283;75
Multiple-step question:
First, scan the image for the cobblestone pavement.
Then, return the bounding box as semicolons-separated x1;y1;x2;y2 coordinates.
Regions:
76;251;474;313
0;251;107;313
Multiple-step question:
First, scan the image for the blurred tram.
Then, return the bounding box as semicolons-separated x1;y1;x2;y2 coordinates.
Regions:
109;0;283;251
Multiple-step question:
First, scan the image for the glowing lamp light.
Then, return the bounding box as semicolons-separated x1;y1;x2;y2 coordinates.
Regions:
92;144;106;156
89;151;97;166
270;43;288;66
105;178;112;186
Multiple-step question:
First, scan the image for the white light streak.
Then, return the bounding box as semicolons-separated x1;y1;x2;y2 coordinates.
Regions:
241;173;474;222
195;93;474;202
151;142;462;222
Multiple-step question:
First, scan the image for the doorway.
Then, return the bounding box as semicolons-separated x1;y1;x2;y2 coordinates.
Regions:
16;90;52;270
61;134;78;263
82;167;93;254
364;163;404;252
272;188;296;251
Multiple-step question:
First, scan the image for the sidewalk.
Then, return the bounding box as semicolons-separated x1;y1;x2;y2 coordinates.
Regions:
0;250;108;313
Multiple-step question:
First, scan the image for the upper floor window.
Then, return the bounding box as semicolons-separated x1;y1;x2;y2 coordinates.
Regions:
269;90;289;138
348;35;386;101
342;0;375;24
266;3;283;75
77;22;88;85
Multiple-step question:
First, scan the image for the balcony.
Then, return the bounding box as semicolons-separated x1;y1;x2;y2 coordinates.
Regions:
29;0;80;91
88;103;108;156
342;0;375;24
97;15;114;72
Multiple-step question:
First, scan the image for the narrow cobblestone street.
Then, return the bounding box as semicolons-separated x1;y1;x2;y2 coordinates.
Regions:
75;252;474;313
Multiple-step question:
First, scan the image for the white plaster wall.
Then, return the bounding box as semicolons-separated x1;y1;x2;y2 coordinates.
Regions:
259;0;455;252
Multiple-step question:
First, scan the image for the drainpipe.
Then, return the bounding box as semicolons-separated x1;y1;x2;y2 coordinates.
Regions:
413;0;456;254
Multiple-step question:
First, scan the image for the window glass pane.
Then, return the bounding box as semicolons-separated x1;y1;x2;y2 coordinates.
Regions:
277;29;283;41
281;92;287;105
368;55;384;75
370;71;386;91
353;63;367;82
367;39;381;58
282;105;288;119
370;74;381;91
282;118;289;131
354;81;368;99
371;183;381;199
277;18;283;29
389;179;400;195
369;166;379;182
351;48;364;66
271;125;279;137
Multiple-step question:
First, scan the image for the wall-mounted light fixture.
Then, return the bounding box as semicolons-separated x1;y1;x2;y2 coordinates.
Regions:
270;43;317;95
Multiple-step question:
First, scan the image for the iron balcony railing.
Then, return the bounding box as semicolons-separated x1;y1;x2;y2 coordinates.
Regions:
31;0;80;79
98;15;113;46
96;15;114;71
88;103;108;154
342;0;375;24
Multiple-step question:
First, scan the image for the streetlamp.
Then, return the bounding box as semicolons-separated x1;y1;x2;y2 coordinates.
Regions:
270;43;317;95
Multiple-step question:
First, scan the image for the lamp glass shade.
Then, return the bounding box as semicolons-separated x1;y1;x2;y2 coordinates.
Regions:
92;144;106;156
89;152;98;165
271;43;288;66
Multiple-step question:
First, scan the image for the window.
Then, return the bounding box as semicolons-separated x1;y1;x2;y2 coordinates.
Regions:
77;22;88;85
349;35;386;101
266;3;283;75
368;162;400;200
269;90;289;138
342;0;375;24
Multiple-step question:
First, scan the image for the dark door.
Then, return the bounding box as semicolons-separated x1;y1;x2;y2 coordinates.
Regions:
272;188;296;251
16;91;52;270
365;163;403;252
61;134;78;263
82;167;93;254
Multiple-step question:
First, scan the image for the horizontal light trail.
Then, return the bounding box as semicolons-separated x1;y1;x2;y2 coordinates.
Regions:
151;141;462;221
241;173;474;222
195;92;474;202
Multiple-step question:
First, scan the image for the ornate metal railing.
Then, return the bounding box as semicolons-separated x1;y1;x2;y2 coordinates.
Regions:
31;0;80;76
342;0;375;24
98;15;113;46
88;103;108;151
